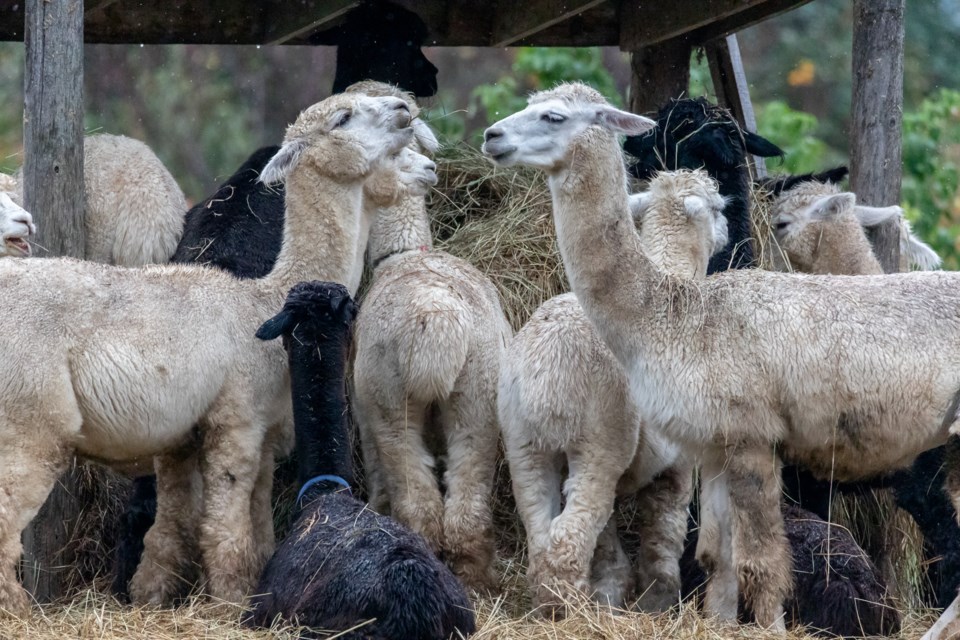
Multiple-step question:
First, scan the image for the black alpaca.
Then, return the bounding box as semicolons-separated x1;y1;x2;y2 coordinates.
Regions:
244;281;476;640
623;96;784;273
111;2;439;597
680;504;900;638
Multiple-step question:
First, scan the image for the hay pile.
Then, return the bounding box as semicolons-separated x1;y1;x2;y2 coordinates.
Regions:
0;585;938;640
429;143;565;331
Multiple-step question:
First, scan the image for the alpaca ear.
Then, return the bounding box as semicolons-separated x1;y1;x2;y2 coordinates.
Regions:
595;106;656;136
853;204;902;227
412;119;440;154
808;192;856;220
260;139;307;185
256;309;296;341
628;191;653;222
683;195;708;217
743;130;784;158
900;220;942;271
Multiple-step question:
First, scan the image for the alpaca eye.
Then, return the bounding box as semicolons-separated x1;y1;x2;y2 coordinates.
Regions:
541;112;566;124
335;112;352;128
775;221;789;231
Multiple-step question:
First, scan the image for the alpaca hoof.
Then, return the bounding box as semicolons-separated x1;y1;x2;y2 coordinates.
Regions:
452;558;500;595
591;576;632;609
635;577;680;613
129;563;186;606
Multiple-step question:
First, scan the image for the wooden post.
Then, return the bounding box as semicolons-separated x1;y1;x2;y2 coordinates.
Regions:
21;0;85;602
628;37;691;115
850;0;903;274
705;34;768;178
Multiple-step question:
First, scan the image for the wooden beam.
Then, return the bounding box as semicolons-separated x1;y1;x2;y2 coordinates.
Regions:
491;0;607;48
84;0;119;14
850;0;904;274
705;34;767;177
620;0;810;49
262;0;358;46
629;36;691;115
686;0;814;45
21;0;85;602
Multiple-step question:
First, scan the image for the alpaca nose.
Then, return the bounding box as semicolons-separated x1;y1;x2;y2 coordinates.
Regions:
484;128;504;143
425;161;437;173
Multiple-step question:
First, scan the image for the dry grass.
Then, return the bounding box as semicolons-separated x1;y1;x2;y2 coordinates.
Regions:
0;584;939;640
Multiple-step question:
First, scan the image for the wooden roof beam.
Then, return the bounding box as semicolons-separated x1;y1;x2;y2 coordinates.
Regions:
85;0;120;14
262;0;359;46
620;0;809;49
491;0;607;48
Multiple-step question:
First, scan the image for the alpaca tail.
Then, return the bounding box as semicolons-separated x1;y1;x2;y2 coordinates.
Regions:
378;547;477;639
400;310;471;403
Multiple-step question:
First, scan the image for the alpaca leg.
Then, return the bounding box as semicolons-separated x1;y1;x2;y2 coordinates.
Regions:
927;445;960;639
249;444;275;571
697;457;737;622
441;394;500;593
374;401;445;553
356;409;389;513
729;445;789;631
539;448;622;613
130;450;202;605
503;439;563;608
198;418;267;604
630;463;692;612
0;432;70;613
590;515;634;608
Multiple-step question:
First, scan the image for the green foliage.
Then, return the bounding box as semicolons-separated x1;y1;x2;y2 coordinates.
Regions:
471;47;622;128
902;89;960;269
0;43;23;174
756;100;833;175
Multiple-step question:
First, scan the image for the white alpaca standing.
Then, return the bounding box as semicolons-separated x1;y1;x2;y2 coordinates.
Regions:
482;82;960;638
6;133;186;266
0;93;423;612
352;124;512;594
499;170;727;612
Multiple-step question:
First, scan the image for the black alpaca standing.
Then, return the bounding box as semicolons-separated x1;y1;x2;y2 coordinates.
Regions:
623;96;784;273
111;2;439;598
245;281;476;640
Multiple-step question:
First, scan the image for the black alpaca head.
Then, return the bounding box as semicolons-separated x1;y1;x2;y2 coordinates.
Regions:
256;281;357;345
624;97;784;181
758;166;850;196
312;1;439;98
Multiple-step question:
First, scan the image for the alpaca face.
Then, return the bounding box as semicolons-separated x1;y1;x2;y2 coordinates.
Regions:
482;95;655;171
772;190;858;270
260;94;414;186
0;192;35;257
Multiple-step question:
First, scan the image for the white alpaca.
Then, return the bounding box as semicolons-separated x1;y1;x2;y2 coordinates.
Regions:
352;116;512;593
482;82;960;637
0;93;424;612
770;179;940;274
499;169;727;612
0;192;34;257
6;134;186;266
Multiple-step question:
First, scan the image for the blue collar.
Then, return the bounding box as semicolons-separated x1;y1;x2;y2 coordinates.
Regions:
296;474;353;505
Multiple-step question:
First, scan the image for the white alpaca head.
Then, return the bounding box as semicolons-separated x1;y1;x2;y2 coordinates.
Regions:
631;170;729;275
260;93;415;186
481;82;655;171
392;146;437;196
0;192;35;257
772;181;941;272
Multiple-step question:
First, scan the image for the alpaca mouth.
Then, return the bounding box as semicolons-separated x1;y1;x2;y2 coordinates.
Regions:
5;237;30;256
482;144;517;165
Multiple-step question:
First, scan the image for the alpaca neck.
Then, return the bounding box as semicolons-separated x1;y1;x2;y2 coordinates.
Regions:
287;326;355;492
640;224;709;279
811;222;884;275
548;128;657;327
707;166;753;274
367;193;433;269
262;168;363;295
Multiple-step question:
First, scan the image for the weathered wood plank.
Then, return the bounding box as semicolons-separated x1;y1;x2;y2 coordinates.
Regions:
84;0;119;14
628;36;691;116
850;0;903;273
621;0;767;48
491;0;607;47
686;0;814;45
21;0;85;603
705;34;767;177
262;0;358;45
